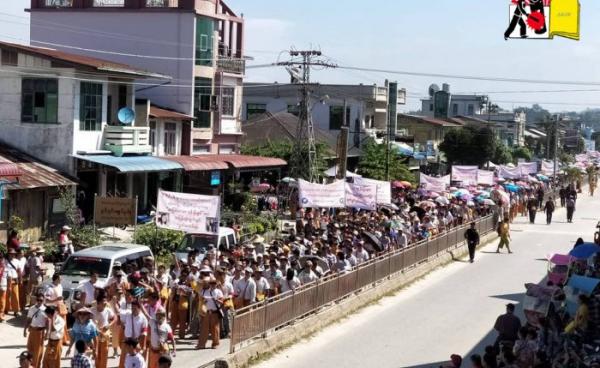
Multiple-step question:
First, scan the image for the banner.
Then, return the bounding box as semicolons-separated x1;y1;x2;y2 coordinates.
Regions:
156;190;220;234
354;177;391;205
498;165;523;179
477;170;495;186
298;179;345;208
541;160;556;176
94;196;137;225
345;183;377;211
575;153;588;163
420;174;450;192
518;162;538;175
451;166;478;185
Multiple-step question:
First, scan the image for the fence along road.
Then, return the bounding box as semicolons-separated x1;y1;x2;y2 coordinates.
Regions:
230;215;496;352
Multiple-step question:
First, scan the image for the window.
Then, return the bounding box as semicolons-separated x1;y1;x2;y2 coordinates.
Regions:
194;77;212;128
79;82;103;131
192;140;210;154
1;49;17;66
221;87;235;116
287;104;300;116
196;17;214;66
219;144;236;154
329;106;350;130
149;120;157;153
467;104;474;115
429;104;433;111
164;122;177;155
22;78;58;124
246;103;266;119
452;103;458;115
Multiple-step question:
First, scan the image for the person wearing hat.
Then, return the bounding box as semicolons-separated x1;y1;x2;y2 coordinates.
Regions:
233;268;256;309
197;276;224;350
2;248;21;318
58;225;73;261
66;306;99;359
41;306;65;368
139;304;175;368
18;351;35;368
24;293;47;368
493;303;522;351
92;293;116;368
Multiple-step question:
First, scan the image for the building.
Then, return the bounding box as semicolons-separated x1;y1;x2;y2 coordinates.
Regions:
420;83;487;118
242;82;406;148
396;114;462;157
483;112;526;147
29;0;246;155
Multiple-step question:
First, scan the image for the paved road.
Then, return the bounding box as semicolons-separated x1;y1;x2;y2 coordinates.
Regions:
256;195;598;368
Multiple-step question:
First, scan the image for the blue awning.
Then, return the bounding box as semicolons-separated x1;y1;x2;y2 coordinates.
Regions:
74;155;183;173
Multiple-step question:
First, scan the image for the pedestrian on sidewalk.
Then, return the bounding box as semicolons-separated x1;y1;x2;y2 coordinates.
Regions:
566;196;576;223
496;219;512;254
464;222;480;263
543;197;555;225
493;303;522;352
559;187;566;207
527;197;538;224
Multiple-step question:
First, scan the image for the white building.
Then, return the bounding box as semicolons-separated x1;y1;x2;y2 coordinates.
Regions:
420;84;486;118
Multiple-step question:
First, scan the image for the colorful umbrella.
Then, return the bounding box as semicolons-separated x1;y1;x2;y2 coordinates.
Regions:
435;196;450;205
482;199;496;206
569;243;600;259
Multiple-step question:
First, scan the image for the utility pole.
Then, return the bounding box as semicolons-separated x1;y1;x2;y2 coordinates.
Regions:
337;127;349;180
278;50;337;182
385;81;398;181
554;114;560;180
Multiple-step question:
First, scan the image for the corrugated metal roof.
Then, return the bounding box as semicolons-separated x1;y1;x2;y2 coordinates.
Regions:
217;154;287;169
0;145;75;190
149;106;193;120
163;156;229;171
0;163;23;178
73;155;182;173
0;41;169;79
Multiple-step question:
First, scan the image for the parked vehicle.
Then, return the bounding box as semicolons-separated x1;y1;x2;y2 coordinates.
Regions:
175;227;237;262
43;243;153;313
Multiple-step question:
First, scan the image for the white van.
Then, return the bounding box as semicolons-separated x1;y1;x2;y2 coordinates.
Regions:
175;227;237;261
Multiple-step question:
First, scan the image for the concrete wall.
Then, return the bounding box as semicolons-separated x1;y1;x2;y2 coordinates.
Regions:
30;11;196;115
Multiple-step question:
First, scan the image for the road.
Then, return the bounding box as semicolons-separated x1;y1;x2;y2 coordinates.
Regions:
256;195;597;368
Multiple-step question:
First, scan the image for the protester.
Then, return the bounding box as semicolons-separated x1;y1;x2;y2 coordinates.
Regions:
70;340;93;368
566;196;576;223
58;225;74;261
493;304;522;350
527;196;538;224
92;293;115;368
197;277;223;350
41;306;65;368
23;293;46;368
18;351;35;368
123;338;146;368
464;222;480;263
543;197;555;225
496;219;512;254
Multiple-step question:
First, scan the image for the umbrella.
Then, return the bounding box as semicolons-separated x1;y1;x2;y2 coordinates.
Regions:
466;201;475;207
478;191;491;198
449;186;458;191
400;181;412;188
281;177;296;183
363;231;384;252
299;256;330;275
482;199;496;206
461;193;474;201
435;196;450;205
250;183;272;193
505;184;519;193
392;181;406;189
418;200;435;208
428;192;440;198
569;243;600;259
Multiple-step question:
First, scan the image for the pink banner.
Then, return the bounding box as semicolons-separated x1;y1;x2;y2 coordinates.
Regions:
345;183;377;211
518;162;538;175
354;177;391;205
541;161;555;175
477;170;495;185
451;166;478;185
498;165;523;179
420;174;450;192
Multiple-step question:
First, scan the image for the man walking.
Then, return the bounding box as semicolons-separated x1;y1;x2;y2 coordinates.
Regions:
496;219;512;254
493;303;522;351
24;293;47;368
527;196;538;224
559;186;566;207
41;306;65;368
544;197;555;225
464;222;480;263
566;196;576;223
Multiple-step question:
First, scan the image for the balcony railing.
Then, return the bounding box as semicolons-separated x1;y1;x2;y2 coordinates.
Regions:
217;58;245;75
43;0;73;6
145;0;178;7
103;126;152;157
93;0;124;6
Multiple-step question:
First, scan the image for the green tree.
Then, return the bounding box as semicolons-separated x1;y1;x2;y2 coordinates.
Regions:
133;223;184;259
439;126;497;166
493;144;513;164
357;139;414;182
512;146;532;162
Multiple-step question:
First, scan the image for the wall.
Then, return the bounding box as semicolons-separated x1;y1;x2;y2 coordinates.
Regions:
30;11;196;115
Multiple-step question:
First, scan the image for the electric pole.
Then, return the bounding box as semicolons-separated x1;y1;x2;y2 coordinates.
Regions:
554;114;560;180
278;50;337;182
385;81;399;181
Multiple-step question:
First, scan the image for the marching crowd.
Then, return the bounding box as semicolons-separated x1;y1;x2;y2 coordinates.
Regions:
0;178;563;368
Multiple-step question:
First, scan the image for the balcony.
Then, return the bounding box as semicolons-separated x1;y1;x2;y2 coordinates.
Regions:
93;0;124;5
41;0;73;6
217;58;246;75
145;0;178;7
103;126;152;157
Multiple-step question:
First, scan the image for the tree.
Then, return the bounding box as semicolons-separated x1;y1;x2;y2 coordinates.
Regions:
438;128;474;165
514;104;551;125
512;146;532;162
493;144;513;165
439;126;497;166
357;139;414;182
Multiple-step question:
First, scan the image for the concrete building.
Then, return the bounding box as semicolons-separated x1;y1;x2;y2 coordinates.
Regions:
28;0;246;155
420;84;486;118
242;82;406;148
396;114;462;157
484;112;526;147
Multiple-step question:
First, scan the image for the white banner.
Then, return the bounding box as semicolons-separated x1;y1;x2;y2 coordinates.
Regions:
354;177;392;205
345;183;377;211
298;179;346;208
477;170;495;185
420;174;450;192
498;165;523;179
518;162;538;175
541;160;555;176
156;190;220;234
451;166;478;185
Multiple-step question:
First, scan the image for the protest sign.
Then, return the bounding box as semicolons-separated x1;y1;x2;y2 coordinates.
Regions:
156;190;220;234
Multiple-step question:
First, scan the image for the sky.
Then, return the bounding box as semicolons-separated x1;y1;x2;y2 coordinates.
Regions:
2;0;600;113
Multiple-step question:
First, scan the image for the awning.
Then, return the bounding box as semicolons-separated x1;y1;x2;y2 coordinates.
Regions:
163;156;229;171
149;105;193;120
0;146;75;190
216;155;286;169
0;162;23;178
74;155;182;173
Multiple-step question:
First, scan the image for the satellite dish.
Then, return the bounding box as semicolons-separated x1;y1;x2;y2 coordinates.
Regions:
117;107;135;125
428;84;440;97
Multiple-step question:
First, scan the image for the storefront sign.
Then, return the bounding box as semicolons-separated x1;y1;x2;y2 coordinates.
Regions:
345;183;377;211
94;196;137;225
298;179;345;208
156;190;220;234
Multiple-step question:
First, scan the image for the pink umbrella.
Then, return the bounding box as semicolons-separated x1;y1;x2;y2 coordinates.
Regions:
428;192;440;198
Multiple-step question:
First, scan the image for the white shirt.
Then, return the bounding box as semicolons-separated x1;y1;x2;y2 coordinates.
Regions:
124;352;146;368
119;310;148;339
220;280;234;298
234;278;256;303
201;288;224;311
14;257;26;275
149;319;173;349
92;306;115;329
45;284;63;307
298;270;317;285
279;277;301;293
79;280;101;305
27;256;43;281
48;315;66;340
254;277;270;294
354;249;370;264
27;304;47;328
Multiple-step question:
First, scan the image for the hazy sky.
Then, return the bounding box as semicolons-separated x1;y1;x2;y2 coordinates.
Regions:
3;0;600;112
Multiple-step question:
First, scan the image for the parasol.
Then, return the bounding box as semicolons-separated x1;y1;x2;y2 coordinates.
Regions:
569;243;600;259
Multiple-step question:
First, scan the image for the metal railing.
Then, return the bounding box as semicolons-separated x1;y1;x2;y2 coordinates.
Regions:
43;0;73;6
93;0;124;6
230;215;496;352
217;58;246;75
145;0;178;7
